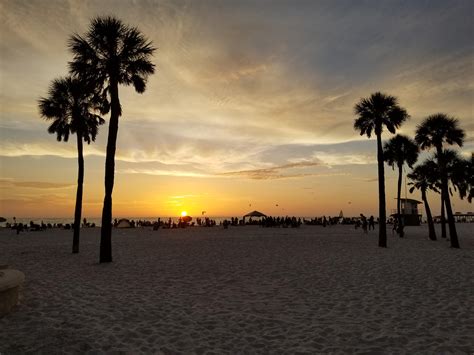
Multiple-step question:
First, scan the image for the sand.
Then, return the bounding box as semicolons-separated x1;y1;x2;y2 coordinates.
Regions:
0;224;473;353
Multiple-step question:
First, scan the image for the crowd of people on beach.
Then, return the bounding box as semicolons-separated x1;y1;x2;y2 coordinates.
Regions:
8;213;468;235
354;214;376;234
221;216;303;228
5;218;97;235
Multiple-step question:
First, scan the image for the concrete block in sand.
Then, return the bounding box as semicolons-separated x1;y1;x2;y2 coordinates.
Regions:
0;269;25;317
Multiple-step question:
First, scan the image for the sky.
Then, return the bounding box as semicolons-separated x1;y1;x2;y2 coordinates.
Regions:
0;0;473;219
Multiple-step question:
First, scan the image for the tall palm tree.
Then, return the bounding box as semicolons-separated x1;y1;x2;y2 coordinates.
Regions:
39;76;105;253
408;160;438;241
69;16;156;263
383;134;419;238
354;92;409;248
415;114;465;248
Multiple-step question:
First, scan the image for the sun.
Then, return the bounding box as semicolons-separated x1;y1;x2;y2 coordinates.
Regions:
181;211;187;217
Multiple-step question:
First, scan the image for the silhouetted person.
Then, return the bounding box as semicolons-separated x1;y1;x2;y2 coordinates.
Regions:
369;216;375;230
392;218;398;235
360;214;368;234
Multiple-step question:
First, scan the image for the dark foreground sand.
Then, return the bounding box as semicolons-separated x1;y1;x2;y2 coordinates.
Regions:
1;224;473;354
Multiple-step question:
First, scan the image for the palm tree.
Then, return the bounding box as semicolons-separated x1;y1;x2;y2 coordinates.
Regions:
432;150;470;238
415;114;465;248
354;92;409;247
383;134;419;238
69;16;156;263
408;160;438;241
39;76;105;253
467;153;474;203
424;150;461;240
445;150;471;202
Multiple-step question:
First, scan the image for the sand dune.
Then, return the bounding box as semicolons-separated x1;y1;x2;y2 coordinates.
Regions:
1;224;473;353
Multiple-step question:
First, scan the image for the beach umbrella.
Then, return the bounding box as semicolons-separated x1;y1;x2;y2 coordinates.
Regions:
182;216;192;223
0;217;6;223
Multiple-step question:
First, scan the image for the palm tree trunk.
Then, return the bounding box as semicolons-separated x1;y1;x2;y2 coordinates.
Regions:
443;184;459;247
100;77;120;263
437;147;459;248
421;189;436;241
73;132;84;254
440;196;446;239
376;133;387;247
397;163;404;238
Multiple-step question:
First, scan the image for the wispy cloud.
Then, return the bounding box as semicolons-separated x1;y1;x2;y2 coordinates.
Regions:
118;168;210;178
363;178;379;183
0;178;74;189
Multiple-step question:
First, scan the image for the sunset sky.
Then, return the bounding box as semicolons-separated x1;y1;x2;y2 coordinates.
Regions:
1;0;473;219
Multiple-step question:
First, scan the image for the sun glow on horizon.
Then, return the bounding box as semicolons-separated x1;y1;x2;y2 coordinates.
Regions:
181;211;187;217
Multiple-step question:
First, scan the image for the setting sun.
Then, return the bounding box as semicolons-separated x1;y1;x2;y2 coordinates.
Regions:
181;211;187;217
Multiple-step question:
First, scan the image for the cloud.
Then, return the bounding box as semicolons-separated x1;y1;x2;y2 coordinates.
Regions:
363;178;379;183
1;0;472;192
118;168;210;178
218;161;329;180
0;178;74;189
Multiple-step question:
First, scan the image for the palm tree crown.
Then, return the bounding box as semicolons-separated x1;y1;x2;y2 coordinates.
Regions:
38;77;105;142
354;92;409;138
384;134;419;170
414;113;465;151
408;160;438;195
68;16;156;109
437;149;471;201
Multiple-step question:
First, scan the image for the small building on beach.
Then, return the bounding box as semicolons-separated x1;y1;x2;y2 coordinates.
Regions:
391;198;422;226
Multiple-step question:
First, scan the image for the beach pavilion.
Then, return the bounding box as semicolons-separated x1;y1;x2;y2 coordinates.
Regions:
243;210;267;224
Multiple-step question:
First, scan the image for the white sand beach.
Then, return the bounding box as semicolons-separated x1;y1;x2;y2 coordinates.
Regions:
1;224;473;353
